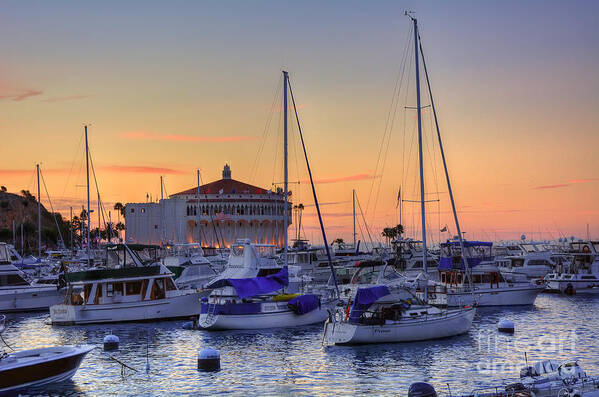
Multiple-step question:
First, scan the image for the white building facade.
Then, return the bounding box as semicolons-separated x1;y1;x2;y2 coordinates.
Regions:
125;165;292;247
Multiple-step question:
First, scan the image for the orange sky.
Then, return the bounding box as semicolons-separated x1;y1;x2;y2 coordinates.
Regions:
1;1;598;243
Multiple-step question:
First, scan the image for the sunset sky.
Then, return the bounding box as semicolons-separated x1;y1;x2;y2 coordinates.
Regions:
1;1;598;244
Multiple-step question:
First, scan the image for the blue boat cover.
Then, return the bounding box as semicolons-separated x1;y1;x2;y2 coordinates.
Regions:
349;285;390;323
209;267;289;299
439;240;494;270
438;256;491;270
287;294;321;315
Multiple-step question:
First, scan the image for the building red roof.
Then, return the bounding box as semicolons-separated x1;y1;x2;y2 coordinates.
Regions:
172;178;271;196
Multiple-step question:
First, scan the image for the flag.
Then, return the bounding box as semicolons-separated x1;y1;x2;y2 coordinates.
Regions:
440;225;448;232
396;187;401;209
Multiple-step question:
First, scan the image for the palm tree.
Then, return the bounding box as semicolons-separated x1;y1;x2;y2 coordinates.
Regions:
332;238;344;246
395;224;404;237
114;202;124;239
381;227;398;246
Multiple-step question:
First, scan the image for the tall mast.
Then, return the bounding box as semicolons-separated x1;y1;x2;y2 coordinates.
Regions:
353;189;356;248
410;15;428;301
36;163;41;258
85;125;91;266
283;70;289;265
160;176;165;244
70;206;73;251
97;191;101;247
419;26;470;276
196;169;201;246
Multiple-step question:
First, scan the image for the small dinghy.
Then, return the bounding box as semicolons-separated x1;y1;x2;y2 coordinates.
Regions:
0;344;94;393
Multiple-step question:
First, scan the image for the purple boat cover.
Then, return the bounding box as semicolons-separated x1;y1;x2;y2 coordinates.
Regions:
349;285;390;323
287;294;321;315
210;267;289;299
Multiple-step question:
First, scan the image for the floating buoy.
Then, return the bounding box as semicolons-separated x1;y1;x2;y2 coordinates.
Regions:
498;319;514;334
103;334;120;351
197;348;220;371
408;382;437;397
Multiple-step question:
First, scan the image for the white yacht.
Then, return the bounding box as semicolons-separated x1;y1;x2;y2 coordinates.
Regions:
497;253;557;280
431;241;544;306
50;244;202;325
0;243;63;312
545;241;599;293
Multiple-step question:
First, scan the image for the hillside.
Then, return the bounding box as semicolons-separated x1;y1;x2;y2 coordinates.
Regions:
0;189;70;253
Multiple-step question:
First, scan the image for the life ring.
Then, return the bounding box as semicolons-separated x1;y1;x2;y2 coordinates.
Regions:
582;245;591;253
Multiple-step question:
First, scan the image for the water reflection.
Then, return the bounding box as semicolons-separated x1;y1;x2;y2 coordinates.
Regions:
1;294;598;395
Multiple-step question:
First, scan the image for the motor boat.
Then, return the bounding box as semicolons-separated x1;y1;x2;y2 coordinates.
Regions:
545;241;599;294
430;241;544;306
50;244;203;325
0;243;64;312
0;344;94;393
322;285;475;345
498;253;557;280
518;360;599;396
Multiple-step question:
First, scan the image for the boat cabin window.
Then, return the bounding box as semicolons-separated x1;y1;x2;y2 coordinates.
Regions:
165;277;177;291
83;284;92;301
106;282;124;297
0;274;30;286
442;272;463;284
257;268;282;277
0;245;10;263
126;281;142;295
151;279;166;300
95;284;103;304
510;258;525;267
352;268;379;285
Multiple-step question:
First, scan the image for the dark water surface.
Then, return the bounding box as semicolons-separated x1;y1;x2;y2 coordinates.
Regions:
2;294;598;396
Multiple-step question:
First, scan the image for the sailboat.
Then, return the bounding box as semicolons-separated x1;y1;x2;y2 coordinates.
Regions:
323;14;476;345
198;71;340;330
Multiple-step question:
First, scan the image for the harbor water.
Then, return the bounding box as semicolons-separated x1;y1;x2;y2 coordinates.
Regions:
2;294;598;396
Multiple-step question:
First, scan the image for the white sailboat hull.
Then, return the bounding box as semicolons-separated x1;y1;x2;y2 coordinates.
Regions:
323;307;475;345
0;286;63;312
199;300;337;330
50;292;201;325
